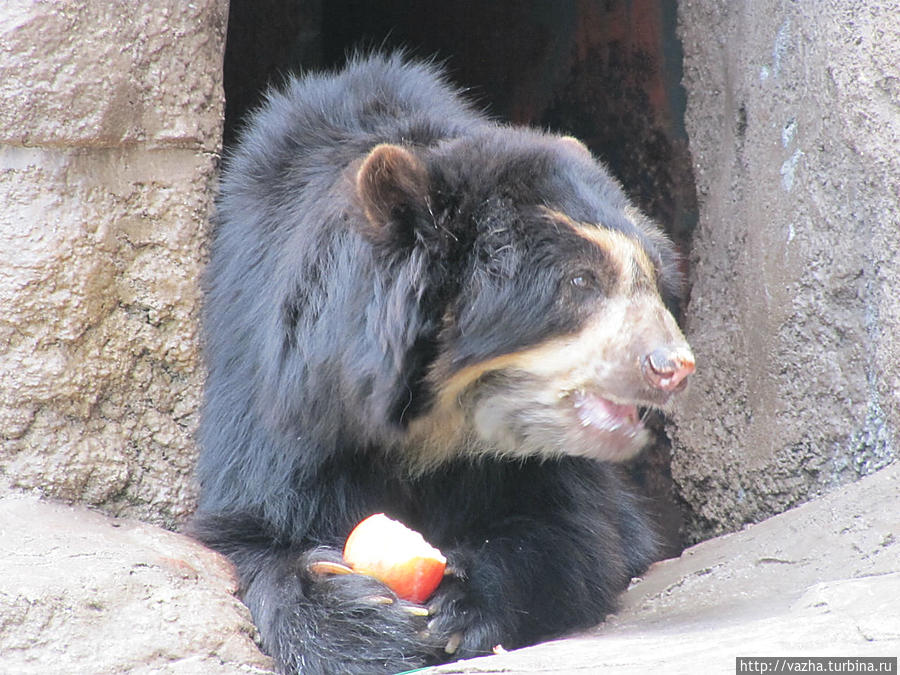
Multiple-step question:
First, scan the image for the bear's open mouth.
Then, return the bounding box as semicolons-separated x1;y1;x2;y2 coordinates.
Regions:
570;389;645;437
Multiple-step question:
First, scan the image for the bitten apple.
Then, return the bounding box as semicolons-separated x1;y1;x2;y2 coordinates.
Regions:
343;513;447;604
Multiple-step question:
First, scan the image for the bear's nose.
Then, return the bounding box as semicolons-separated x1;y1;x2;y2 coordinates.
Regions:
642;346;695;392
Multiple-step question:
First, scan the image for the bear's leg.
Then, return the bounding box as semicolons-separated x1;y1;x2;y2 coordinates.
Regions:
422;481;654;662
191;514;441;674
405;459;655;659
424;521;627;658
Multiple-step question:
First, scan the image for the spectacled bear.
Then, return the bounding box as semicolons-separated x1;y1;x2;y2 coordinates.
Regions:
191;53;695;674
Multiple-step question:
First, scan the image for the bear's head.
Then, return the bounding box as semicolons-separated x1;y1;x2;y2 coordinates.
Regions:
352;131;694;470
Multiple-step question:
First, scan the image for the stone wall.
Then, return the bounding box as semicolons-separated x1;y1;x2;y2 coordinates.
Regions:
671;0;900;541
0;0;228;528
3;0;896;547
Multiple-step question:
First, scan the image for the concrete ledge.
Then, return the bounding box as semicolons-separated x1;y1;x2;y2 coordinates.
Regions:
2;463;896;673
0;494;275;675
429;462;900;673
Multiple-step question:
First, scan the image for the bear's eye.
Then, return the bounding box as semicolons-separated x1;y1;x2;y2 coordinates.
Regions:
569;272;597;290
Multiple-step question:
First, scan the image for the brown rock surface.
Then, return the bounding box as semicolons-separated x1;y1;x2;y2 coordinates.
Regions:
0;493;274;674
0;0;228;527
427;463;900;673
3;462;895;674
669;0;900;541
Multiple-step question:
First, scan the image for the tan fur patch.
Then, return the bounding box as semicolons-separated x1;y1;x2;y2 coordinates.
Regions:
404;296;648;470
575;226;657;288
404;336;588;469
539;208;657;290
400;209;685;471
434;337;580;409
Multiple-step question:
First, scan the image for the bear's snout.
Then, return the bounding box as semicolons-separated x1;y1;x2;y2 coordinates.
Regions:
641;346;695;392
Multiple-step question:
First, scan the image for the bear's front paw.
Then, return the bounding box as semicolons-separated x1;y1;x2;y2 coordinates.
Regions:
307;555;431;617
304;547;432;613
295;548;445;669
425;574;505;660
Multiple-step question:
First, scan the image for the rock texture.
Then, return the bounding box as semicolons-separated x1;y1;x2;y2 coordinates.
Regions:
0;493;275;674
3;458;895;674
427;463;900;674
0;0;228;527
669;0;900;540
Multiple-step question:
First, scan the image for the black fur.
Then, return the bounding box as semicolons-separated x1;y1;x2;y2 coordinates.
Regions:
192;54;667;674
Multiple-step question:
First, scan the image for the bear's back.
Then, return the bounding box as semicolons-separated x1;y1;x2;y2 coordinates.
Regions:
198;55;490;518
224;53;486;195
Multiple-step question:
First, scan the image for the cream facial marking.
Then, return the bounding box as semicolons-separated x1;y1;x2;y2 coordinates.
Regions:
401;208;692;470
406;293;689;468
538;208;658;292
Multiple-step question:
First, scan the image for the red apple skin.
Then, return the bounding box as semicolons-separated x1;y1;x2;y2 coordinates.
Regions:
343;513;446;604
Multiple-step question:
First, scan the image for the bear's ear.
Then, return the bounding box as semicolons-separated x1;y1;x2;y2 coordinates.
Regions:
559;135;594;160
356;144;429;242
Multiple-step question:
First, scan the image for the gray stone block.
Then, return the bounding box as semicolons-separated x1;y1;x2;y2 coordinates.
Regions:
0;1;227;149
0;494;275;674
669;0;900;540
0;0;228;527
